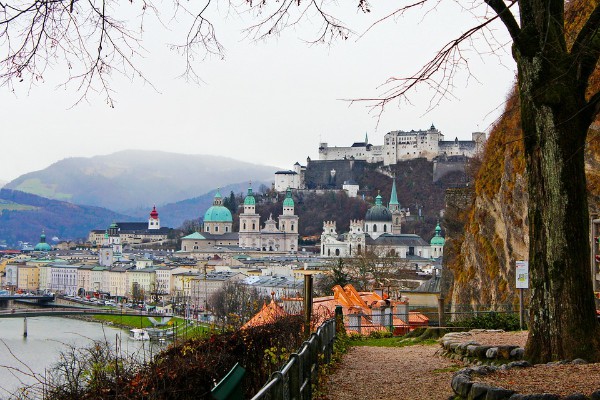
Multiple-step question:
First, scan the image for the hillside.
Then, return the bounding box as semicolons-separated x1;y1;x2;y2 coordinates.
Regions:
213;162;463;242
443;0;600;311
4;150;277;212
0;189;133;246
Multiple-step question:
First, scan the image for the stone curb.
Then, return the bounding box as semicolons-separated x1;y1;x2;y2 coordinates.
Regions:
440;330;524;365
450;360;600;400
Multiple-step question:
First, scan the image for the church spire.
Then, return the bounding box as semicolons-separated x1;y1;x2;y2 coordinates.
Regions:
389;177;399;207
365;132;369;145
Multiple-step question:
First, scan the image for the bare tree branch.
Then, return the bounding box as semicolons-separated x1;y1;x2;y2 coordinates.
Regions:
484;0;520;44
571;4;600;89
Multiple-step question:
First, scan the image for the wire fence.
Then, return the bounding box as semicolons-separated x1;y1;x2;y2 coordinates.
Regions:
251;317;337;400
341;303;525;334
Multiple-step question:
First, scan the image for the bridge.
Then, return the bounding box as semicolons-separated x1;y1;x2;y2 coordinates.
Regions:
0;307;174;321
0;294;55;303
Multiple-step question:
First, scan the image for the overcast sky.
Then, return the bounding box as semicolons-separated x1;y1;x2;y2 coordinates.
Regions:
0;1;516;183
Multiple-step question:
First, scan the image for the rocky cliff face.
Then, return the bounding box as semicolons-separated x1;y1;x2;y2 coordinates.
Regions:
445;76;600;311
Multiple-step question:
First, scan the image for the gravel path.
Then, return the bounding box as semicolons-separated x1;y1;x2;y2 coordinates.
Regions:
321;344;462;400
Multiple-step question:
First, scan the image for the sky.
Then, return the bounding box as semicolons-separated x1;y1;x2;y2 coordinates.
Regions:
0;1;516;183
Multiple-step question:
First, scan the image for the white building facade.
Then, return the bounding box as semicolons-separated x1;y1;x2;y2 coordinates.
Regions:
318;126;486;165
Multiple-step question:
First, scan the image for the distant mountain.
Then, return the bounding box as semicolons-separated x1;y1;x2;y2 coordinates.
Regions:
124;181;271;228
4;150;277;212
0;189;134;246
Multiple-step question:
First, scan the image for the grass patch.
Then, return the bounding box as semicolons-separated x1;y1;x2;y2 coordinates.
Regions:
348;336;439;347
94;314;155;328
0;199;38;214
432;365;462;374
93;315;212;339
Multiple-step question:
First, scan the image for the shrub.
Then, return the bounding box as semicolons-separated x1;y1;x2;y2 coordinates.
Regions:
368;330;393;339
448;312;521;331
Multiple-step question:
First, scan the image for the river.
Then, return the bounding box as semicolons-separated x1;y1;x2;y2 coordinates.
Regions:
0;317;163;399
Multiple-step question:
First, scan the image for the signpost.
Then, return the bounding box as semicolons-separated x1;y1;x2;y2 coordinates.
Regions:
516;261;529;330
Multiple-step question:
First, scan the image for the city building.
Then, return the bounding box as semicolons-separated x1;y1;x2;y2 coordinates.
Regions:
181;186;299;253
320;178;443;259
88;206;171;246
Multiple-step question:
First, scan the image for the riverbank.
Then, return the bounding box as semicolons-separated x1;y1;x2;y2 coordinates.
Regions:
65;313;211;340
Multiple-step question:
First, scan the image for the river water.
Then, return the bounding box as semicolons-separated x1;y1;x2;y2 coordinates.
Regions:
0;317;162;399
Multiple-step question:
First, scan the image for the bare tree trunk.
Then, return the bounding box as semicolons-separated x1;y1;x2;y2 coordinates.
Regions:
516;31;600;362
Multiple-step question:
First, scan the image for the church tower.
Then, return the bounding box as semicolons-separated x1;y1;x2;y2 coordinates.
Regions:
108;222;122;255
278;188;299;252
239;185;261;249
148;205;160;230
389;177;402;234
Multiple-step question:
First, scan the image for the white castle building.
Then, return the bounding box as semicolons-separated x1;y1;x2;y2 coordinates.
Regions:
318;125;486;165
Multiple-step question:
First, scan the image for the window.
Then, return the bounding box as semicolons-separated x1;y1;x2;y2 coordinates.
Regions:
215;226;219;232
291;224;294;231
373;225;377;233
384;225;387;232
335;249;340;256
243;223;246;230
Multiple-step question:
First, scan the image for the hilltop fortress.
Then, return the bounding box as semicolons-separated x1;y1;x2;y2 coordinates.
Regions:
318;125;486;165
274;125;486;192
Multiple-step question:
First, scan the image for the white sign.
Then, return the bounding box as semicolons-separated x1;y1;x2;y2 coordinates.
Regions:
516;261;529;289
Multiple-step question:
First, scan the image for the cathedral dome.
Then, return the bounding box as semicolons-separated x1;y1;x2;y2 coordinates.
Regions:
34;232;52;252
204;206;233;222
365;194;392;222
204;190;233;222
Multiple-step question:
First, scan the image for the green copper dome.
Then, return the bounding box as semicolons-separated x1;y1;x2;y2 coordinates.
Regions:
430;223;445;246
34;231;52;252
283;188;294;207
204;190;233;222
244;187;256;206
365;194;392;222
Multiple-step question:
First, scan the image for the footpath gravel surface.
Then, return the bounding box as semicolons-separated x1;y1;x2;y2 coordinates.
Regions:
321;344;462;400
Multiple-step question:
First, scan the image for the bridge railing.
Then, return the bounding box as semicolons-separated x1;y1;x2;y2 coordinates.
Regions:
250;317;336;400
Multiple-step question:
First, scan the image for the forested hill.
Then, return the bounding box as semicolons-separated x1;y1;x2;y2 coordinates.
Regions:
0;189;133;246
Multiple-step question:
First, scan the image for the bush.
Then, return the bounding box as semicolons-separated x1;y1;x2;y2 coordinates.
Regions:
448;312;521;331
368;330;393;339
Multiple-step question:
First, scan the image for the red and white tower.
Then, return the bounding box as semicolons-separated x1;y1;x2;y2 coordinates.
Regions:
148;205;160;230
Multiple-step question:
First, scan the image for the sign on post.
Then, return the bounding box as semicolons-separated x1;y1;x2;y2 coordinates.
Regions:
516;261;529;289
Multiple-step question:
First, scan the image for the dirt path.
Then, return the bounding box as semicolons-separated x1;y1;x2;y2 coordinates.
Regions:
321;344;462;400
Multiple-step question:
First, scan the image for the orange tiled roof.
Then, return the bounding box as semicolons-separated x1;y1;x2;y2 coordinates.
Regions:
242;299;287;329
